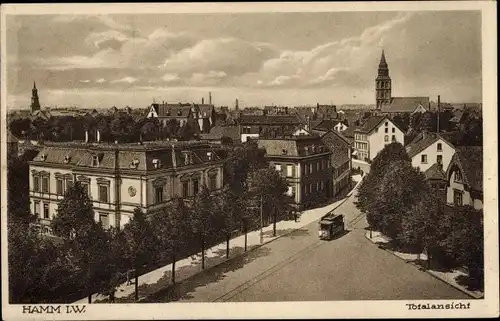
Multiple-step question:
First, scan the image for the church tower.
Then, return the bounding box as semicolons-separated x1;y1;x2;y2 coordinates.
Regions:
31;81;41;113
376;50;391;109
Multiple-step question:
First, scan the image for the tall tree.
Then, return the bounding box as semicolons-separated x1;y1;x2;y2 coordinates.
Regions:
152;198;191;284
215;185;242;258
190;186;217;270
121;208;159;301
51;182;113;303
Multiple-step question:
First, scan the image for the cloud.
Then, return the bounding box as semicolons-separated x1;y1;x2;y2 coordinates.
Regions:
190;71;228;86
111;76;138;84
96;78;107;83
162;73;181;83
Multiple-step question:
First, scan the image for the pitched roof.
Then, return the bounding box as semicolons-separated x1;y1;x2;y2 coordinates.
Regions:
424;163;446;181
450;146;483;192
257;135;329;157
355;115;387;134
239;114;301;125
151;103;192;118
312;119;343;131
319;131;350;167
381;97;430;113
405;132;454;158
200;125;240;141
341;125;358;139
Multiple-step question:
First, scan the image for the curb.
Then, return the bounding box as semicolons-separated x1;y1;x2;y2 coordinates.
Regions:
131;178;362;303
364;233;483;299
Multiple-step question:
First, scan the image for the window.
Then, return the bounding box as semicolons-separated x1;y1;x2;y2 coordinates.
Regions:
286;165;294;177
287;186;293;196
34;201;40;217
282;149;288;155
385;128;388;133
275;164;282;172
392;135;396;142
99;185;109;203
92;156;99;167
421;154;428;164
385;122;388;126
182;181;189;197
56;178;64;195
33;176;40;192
384;135;389;142
309;164;313;173
453;189;463;206
43;203;49;219
193;178;199;195
42;177;49;193
309;184;313;194
437;143;442;151
392;128;395;133
321;181;325;190
155;186;164;203
209;175;218;191
437;155;443;165
454;171;463;182
99;213;109;229
316;162;320;171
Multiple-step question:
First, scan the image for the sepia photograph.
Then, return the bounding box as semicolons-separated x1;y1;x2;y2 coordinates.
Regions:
1;2;498;320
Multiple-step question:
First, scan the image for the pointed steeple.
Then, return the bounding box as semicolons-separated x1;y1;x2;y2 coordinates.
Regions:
31;81;41;113
33;81;37;90
379;50;387;67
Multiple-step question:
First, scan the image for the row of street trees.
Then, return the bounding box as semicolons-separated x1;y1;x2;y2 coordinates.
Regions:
356;142;484;289
9;113;197;143
8;142;291;303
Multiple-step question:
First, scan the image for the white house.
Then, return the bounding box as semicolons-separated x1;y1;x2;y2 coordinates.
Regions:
406;132;456;173
353;115;405;161
445;146;483;210
333;121;348;133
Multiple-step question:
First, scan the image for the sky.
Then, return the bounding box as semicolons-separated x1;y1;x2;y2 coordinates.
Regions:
5;11;482;109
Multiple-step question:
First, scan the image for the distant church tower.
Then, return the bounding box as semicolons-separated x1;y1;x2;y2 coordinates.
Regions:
376;50;391;109
31;81;41;113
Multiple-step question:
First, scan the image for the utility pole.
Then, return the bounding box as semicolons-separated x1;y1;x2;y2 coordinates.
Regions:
437;95;441;134
260;195;264;244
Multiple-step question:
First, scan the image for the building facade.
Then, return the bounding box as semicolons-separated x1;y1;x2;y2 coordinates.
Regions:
406;132;456;173
445;146;483;210
238;115;302;143
257;135;333;210
354;116;405;161
318;130;352;196
147;102;215;133
29;141;225;234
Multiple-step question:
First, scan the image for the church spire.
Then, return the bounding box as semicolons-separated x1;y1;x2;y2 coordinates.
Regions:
379;50;387;67
375;50;391;110
31;81;41;113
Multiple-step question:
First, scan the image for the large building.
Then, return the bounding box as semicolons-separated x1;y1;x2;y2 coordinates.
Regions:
147;101;215;133
375;51;430;115
257;134;334;210
28;141;226;234
353;115;405;161
238;114;303;142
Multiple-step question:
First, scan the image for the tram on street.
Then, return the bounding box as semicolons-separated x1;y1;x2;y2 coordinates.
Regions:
318;212;345;240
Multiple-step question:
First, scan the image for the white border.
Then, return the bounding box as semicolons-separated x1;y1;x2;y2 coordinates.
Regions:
1;2;498;320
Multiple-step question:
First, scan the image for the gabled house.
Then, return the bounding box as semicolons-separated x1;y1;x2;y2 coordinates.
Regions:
380;96;430;116
405;131;456;173
353;115;405;161
318;130;352;196
445;146;483;210
147;102;215;133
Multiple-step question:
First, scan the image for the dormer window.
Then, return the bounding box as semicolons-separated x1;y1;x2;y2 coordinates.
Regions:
184;153;190;165
454;171;463;183
40;153;47;161
311;145;316;153
152;159;162;169
177;110;182;116
207;152;213;161
92;155;99;167
282;149;288;155
64;155;71;164
304;147;309;155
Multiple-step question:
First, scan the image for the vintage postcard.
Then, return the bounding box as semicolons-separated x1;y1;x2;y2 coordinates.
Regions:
1;1;498;320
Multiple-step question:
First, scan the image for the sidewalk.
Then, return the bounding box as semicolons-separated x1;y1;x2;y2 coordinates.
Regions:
365;231;484;299
75;175;364;303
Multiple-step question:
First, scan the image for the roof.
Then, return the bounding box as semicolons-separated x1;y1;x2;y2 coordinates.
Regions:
257;135;330;158
151;103;192;118
30;142;225;172
239;114;301;125
341;125;358;139
312;119;344;131
355;116;386;134
424;163;446;181
200;125;240;141
448;146;483;192
381;97;430;113
319;131;350;167
405;132;454;158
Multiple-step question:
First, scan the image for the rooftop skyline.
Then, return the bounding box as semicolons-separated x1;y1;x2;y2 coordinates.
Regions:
6;11;481;109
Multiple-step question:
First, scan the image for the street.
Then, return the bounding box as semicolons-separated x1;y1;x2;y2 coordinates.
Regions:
145;188;469;302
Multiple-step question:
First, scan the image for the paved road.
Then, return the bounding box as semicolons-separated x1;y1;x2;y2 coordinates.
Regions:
147;189;468;302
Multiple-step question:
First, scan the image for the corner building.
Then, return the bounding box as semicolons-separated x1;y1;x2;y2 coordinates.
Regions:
29;141;225;234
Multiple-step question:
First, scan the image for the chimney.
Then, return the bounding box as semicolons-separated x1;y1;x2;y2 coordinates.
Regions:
235;98;239;110
202;97;205;104
85;130;89;143
209;92;212;105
